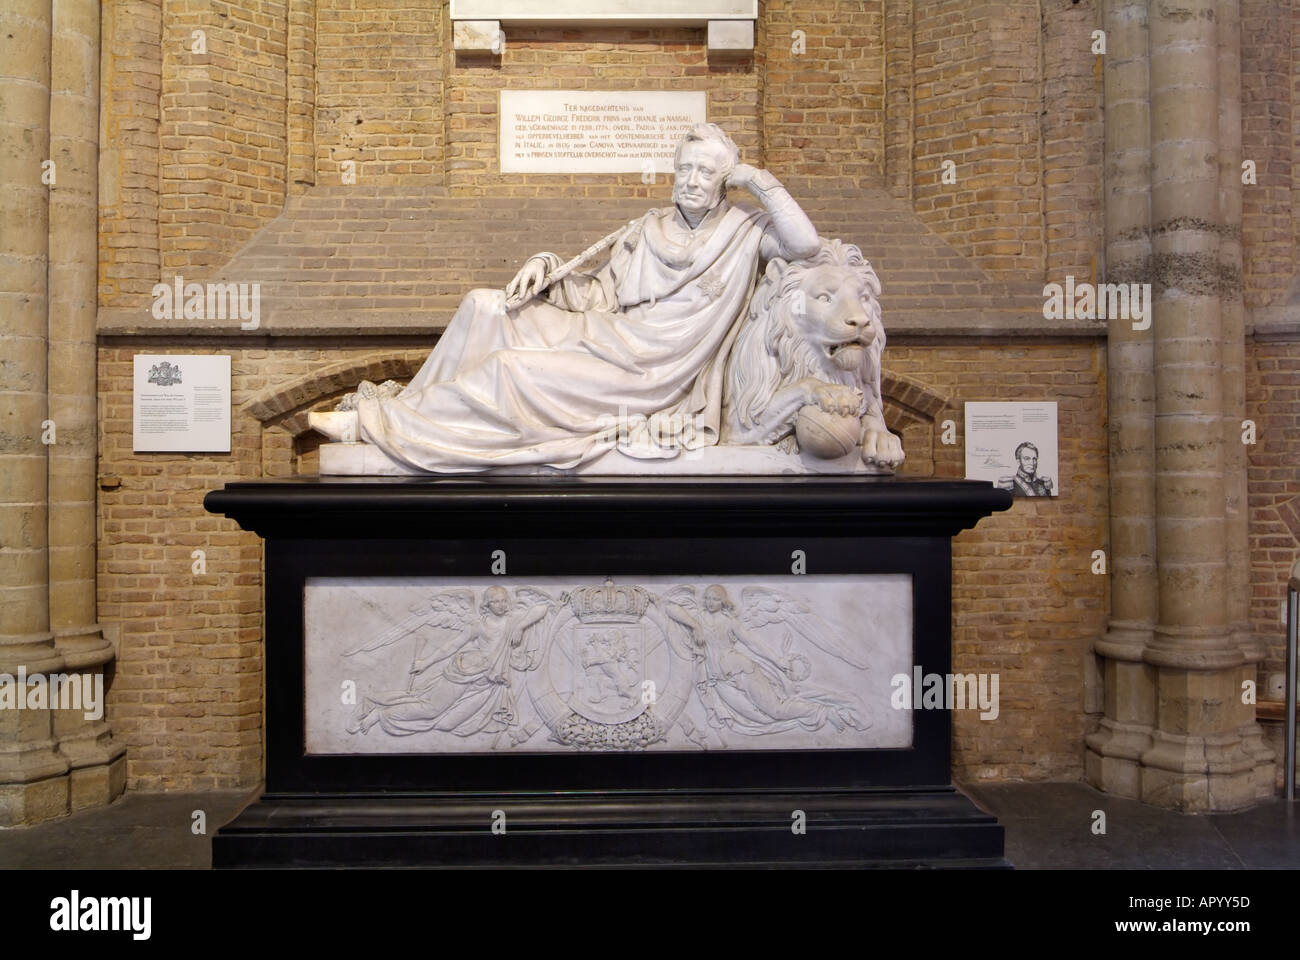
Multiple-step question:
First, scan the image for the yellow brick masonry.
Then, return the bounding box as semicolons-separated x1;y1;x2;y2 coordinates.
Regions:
87;1;1300;795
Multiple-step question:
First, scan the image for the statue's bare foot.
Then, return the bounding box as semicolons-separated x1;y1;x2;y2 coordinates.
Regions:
308;410;360;443
335;379;404;412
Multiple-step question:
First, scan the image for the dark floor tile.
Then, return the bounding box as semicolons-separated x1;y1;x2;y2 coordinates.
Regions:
960;781;1123;821
1001;810;1242;870
958;781;1296;869
0;790;255;870
1208;800;1300;869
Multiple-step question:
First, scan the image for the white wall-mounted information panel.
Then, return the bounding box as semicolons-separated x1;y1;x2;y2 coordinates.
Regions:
500;90;706;174
964;401;1060;497
452;1;756;21
133;354;231;453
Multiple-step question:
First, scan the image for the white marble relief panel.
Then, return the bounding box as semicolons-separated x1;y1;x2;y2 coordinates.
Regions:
304;575;913;754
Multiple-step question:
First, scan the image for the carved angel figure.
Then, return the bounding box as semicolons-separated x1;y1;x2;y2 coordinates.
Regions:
662;584;868;739
344;586;551;738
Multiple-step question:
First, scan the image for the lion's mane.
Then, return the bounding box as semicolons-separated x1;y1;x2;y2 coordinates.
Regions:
723;238;885;442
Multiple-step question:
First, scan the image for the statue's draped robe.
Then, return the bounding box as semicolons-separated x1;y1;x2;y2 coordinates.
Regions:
355;199;774;472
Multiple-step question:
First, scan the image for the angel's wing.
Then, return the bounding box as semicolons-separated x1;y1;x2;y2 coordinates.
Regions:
343;588;474;657
739;586;869;670
422;589;476;628
663;585;698;610
512;586;555;613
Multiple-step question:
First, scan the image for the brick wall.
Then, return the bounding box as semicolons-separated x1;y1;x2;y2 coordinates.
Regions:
97;342;434;789
99;344;262;789
890;340;1110;781
109;0;1300;295
1042;0;1103;284
309;3;895;193
1241;0;1296;308
105;0;1074;283
761;1;885;183
1294;0;1300;266
93;316;1293;795
912;0;1046;281
883;0;913;198
286;0;315;191
158;0;287;282
314;0;442;187
1246;339;1300;681
90;0;1300;792
99;0;162;306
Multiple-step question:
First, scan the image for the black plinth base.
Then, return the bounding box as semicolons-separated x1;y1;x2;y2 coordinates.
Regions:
214;786;1007;869
205;475;1013;870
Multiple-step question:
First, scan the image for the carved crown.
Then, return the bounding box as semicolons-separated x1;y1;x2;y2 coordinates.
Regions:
567;581;650;624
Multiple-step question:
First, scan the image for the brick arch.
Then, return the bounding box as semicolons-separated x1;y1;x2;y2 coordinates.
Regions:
881;371;948;429
880;372;948;477
243;350;428;437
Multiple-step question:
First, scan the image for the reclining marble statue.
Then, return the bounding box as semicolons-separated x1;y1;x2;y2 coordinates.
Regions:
309;123;905;475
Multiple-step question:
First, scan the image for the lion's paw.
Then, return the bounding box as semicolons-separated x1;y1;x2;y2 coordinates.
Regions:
861;428;905;469
801;379;864;417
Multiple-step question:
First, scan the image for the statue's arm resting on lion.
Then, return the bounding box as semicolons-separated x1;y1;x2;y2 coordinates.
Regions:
729;165;820;263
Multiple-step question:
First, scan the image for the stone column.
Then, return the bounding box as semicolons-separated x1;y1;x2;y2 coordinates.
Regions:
49;0;127;810
1215;0;1273;796
1141;0;1256;810
0;0;71;826
1087;0;1158;799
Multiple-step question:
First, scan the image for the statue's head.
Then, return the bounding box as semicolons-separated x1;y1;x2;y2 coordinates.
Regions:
672;124;740;219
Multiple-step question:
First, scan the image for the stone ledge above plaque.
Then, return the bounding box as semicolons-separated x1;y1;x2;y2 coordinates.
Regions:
451;2;758;53
450;0;757;24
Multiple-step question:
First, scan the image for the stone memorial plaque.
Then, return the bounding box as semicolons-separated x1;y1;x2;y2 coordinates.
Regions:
499;90;707;173
305;574;913;754
132;354;231;452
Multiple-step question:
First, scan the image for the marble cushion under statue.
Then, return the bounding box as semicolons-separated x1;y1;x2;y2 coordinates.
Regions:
309;123;905;476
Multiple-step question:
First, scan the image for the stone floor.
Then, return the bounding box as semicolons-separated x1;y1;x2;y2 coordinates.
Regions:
0;782;1295;869
962;782;1300;869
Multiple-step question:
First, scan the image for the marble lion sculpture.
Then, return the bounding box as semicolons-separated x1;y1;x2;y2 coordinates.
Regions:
722;238;905;470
